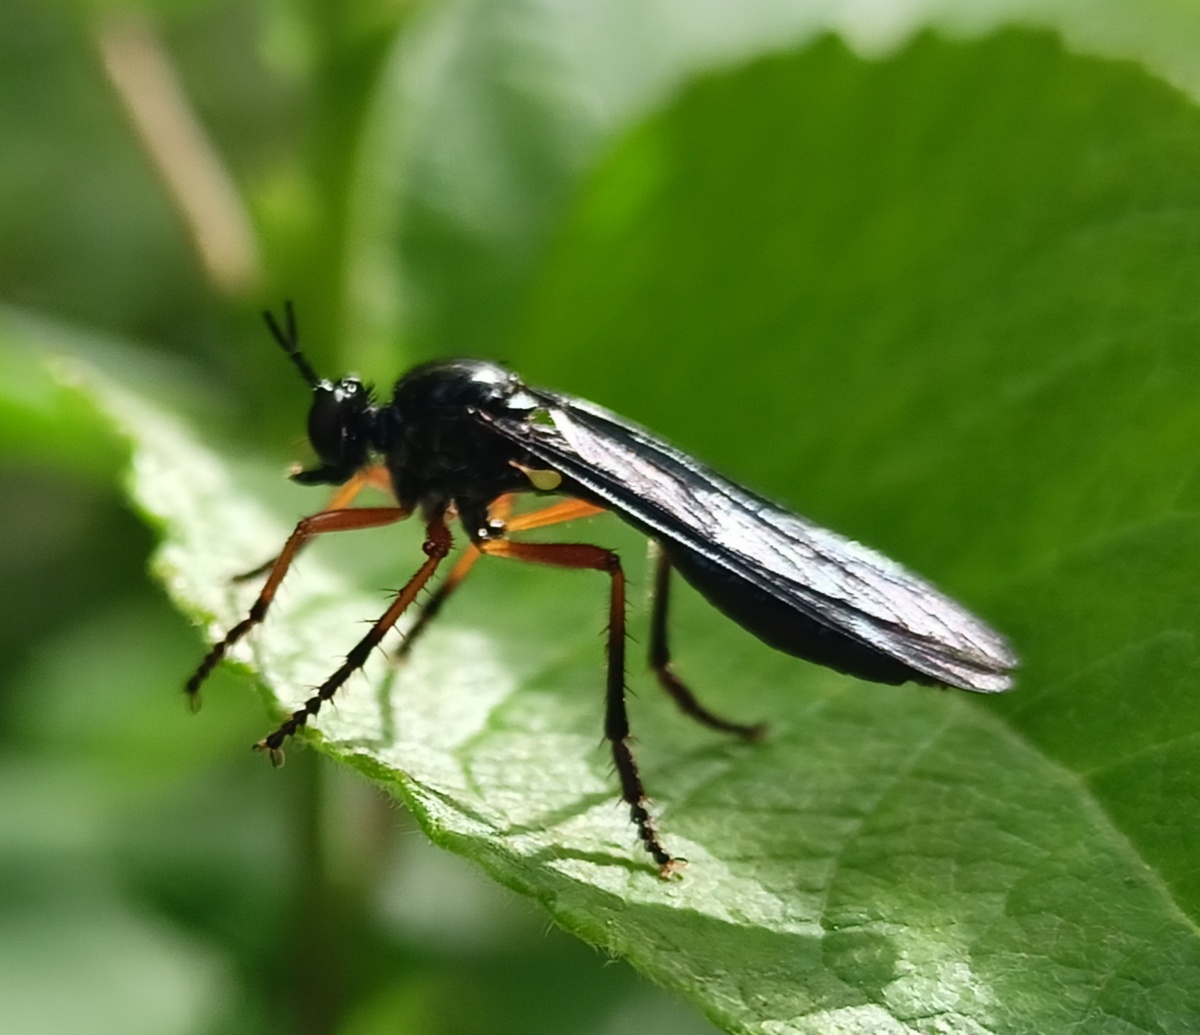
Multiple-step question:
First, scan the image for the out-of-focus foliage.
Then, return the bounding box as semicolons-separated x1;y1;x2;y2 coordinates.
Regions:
4;1;1200;1033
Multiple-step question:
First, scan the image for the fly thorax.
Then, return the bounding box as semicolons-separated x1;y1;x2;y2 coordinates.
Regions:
381;358;539;513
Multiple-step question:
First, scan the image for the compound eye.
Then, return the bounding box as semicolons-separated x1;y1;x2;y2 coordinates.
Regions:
307;384;347;465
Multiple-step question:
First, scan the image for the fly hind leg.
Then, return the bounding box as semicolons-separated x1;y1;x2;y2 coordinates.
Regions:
649;549;765;740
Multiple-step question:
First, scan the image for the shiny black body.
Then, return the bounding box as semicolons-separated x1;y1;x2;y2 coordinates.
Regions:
312;358;1015;693
190;309;1015;876
379;360;541;534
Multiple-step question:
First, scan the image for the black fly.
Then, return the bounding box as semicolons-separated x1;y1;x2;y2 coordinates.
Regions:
186;304;1017;877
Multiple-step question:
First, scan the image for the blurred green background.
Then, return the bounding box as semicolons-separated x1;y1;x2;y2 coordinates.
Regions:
5;1;1200;1033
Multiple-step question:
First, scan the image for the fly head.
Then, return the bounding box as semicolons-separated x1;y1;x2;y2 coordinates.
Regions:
263;303;379;486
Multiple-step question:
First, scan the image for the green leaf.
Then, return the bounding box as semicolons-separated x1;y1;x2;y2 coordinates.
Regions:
381;0;1200;359
98;25;1200;1035
503;27;1200;1031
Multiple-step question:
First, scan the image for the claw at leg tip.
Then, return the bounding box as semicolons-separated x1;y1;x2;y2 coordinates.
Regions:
254;740;286;767
659;857;688;880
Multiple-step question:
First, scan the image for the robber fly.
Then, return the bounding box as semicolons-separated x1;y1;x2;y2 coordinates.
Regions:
186;305;1016;877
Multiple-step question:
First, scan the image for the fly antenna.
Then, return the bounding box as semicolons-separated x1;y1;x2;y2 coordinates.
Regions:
263;301;321;389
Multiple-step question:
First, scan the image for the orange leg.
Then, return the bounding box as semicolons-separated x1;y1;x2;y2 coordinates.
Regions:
185;504;409;707
479;536;682;878
393;496;605;662
255;515;453;764
233;466;393;583
505;498;604;533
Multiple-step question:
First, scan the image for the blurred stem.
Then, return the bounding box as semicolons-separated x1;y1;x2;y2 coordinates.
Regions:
287;750;353;1035
285;748;399;1034
95;12;263;297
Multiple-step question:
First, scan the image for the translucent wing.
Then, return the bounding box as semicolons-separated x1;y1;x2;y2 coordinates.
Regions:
480;390;1016;693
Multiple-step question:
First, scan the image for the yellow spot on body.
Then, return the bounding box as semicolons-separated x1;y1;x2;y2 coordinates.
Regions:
511;461;562;491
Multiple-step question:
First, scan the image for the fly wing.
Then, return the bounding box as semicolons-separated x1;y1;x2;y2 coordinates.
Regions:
480;390;1016;692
